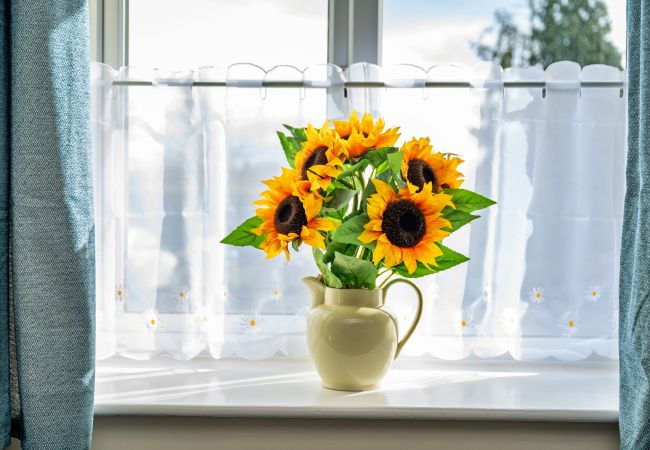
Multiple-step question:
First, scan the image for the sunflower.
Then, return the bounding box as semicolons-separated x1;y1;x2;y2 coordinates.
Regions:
400;137;464;192
294;122;346;192
333;111;400;158
332;110;362;140
252;168;339;260
358;179;453;274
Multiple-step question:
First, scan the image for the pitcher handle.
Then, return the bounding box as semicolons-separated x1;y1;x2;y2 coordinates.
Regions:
381;278;423;359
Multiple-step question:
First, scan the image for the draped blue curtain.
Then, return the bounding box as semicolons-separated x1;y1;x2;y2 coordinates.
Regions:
620;1;650;448
0;1;95;449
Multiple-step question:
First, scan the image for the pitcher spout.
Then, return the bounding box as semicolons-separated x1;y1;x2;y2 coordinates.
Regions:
302;276;326;307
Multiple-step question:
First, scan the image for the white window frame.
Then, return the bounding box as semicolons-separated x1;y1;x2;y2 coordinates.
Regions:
89;0;129;67
89;0;382;68
90;0;622;397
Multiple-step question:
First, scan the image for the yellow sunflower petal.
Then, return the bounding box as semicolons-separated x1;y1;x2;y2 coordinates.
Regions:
360;112;374;132
367;198;388;220
372;238;390;265
359;228;382;244
309;217;339;232
251;222;266;236
375;126;400;148
383;244;402;267
371;178;396;201
415;242;443;266
300;226;326;249
261;233;289;260
401;249;418;274
302;194;323;221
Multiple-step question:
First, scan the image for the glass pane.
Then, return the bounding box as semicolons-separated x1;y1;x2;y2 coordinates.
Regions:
129;0;328;69
382;0;626;68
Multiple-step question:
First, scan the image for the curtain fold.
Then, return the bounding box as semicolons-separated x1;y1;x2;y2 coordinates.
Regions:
619;1;650;448
0;0;9;446
94;61;624;363
1;1;95;449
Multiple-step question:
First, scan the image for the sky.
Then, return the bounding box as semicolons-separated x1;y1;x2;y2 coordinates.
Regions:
128;0;626;70
382;0;626;68
128;0;329;70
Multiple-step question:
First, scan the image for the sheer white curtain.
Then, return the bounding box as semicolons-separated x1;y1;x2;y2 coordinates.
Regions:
91;61;625;361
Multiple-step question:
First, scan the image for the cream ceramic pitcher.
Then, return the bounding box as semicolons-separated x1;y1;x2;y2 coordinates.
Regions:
303;276;423;391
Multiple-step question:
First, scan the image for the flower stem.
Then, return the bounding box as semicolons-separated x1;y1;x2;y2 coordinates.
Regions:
338;178;355;190
356;171;365;188
360;247;369;260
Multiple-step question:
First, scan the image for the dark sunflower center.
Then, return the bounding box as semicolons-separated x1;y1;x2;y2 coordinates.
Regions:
274;195;308;235
301;146;328;180
381;200;426;248
407;159;438;190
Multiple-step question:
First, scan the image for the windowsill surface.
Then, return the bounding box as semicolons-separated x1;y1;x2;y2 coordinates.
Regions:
95;357;618;422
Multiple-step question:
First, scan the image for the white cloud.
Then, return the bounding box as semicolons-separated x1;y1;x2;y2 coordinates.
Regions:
129;0;327;70
382;0;626;69
603;0;626;58
382;18;490;68
128;0;625;71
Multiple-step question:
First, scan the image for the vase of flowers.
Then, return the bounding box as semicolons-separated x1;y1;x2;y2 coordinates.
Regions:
222;112;494;390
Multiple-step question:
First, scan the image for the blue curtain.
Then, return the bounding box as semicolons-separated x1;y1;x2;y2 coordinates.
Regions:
620;0;650;448
0;1;95;449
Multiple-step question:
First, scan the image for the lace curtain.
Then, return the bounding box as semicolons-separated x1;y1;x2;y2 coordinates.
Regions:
92;61;625;361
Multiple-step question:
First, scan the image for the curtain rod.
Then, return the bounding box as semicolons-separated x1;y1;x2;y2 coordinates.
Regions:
111;80;625;88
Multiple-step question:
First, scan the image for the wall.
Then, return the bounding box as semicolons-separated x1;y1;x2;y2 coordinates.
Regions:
9;417;620;450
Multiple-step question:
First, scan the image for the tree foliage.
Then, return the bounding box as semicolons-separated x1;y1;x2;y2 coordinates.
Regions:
472;0;622;69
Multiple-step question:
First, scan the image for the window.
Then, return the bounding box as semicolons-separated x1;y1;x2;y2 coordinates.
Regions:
90;0;625;363
128;0;328;69
382;0;626;68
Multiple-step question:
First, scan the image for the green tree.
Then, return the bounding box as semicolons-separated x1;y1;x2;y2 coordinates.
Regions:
472;0;622;69
472;10;523;68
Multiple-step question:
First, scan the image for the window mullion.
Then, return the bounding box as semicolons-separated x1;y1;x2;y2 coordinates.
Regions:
89;0;103;63
328;0;382;68
99;0;128;68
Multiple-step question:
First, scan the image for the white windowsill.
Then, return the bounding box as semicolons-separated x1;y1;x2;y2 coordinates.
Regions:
94;357;619;422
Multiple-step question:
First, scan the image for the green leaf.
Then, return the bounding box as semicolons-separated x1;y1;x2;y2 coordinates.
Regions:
221;216;265;249
387;150;403;181
363;170;395;206
327;188;357;210
445;188;496;213
327;179;355;193
338;159;370;180
325;204;349;221
331;214;374;248
291;238;302;252
331;252;378;289
313;248;343;289
324;241;357;264
363;178;377;200
435;244;470;270
442;207;479;233
283;124;307;142
277;132;302;168
363;147;398;168
393;244;469;278
375;159;389;175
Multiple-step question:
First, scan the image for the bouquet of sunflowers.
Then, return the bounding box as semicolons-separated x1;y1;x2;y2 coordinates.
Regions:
222;112;495;290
